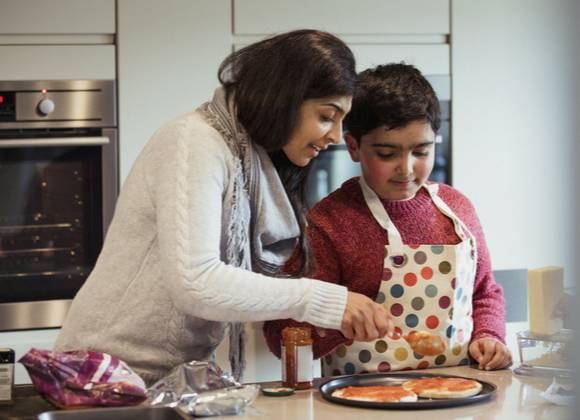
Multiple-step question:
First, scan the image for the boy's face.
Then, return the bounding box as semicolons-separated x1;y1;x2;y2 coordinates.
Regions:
345;120;435;201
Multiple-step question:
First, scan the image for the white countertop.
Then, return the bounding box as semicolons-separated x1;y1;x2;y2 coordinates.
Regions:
225;366;572;420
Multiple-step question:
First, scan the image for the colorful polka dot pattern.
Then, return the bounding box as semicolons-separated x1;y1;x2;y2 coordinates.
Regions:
323;236;477;376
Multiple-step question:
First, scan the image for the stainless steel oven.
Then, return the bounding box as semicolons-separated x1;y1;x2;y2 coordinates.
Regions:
0;80;117;331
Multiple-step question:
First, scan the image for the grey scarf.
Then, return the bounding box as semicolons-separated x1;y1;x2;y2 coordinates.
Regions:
198;88;300;380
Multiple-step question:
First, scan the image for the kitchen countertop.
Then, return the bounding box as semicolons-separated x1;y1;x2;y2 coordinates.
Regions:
0;365;572;420
231;365;573;420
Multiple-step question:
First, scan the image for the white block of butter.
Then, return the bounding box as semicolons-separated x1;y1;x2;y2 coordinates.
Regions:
527;266;564;336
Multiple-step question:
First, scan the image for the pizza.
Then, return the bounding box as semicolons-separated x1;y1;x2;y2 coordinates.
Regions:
404;331;446;356
402;377;482;399
331;385;418;402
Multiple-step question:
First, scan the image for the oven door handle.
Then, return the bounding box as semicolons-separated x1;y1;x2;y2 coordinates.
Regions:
0;137;110;148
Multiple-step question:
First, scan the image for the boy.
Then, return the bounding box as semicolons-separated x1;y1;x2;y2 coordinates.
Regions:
264;63;512;374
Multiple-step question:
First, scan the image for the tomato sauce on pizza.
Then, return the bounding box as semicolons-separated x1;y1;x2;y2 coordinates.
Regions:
332;385;418;402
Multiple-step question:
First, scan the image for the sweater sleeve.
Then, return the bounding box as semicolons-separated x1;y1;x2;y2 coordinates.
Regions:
148;115;347;329
263;216;348;359
462;198;506;344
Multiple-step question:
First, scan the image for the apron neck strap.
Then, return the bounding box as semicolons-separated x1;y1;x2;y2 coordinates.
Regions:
359;177;474;248
423;184;474;241
359;176;404;248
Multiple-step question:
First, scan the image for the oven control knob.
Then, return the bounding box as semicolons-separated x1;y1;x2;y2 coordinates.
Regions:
38;98;55;116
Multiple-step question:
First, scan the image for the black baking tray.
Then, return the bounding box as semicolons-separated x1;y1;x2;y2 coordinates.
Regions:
319;372;496;410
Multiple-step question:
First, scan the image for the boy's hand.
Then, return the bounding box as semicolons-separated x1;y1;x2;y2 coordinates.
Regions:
469;338;512;370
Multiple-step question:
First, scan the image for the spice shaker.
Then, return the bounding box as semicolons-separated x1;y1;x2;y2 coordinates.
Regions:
0;348;15;405
281;327;313;390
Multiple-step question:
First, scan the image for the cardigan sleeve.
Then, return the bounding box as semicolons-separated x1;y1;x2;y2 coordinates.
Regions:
147;114;348;329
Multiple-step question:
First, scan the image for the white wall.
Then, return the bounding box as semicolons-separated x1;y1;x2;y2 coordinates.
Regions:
451;0;579;287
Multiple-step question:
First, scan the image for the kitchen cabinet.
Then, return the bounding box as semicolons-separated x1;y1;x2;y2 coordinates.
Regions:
0;0;115;35
350;44;449;75
0;45;115;80
2;329;60;384
116;0;231;181
233;0;449;35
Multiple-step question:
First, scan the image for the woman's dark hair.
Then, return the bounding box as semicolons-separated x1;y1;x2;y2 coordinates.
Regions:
345;63;441;142
218;29;357;276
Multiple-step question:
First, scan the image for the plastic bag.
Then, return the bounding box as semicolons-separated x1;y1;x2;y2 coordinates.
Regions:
19;348;147;408
147;360;259;416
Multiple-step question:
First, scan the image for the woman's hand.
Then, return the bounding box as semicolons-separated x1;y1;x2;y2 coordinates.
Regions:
338;291;394;341
469;337;512;370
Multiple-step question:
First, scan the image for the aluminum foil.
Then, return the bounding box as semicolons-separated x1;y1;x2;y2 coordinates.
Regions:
147;361;259;417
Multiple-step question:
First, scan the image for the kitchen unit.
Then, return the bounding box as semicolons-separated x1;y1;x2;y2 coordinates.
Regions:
0;0;117;384
0;366;572;419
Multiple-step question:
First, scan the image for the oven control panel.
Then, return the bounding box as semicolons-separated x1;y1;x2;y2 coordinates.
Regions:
0;80;115;128
0;92;16;121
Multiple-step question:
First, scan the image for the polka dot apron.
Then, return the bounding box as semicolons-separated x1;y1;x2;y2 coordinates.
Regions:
322;178;477;376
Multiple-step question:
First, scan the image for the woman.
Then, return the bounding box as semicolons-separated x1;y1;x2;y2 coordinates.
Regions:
55;30;392;384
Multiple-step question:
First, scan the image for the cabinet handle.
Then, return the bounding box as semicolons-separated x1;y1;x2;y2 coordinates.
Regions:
0;136;110;148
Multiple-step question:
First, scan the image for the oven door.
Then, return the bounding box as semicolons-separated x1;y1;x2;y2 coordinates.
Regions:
0;130;117;330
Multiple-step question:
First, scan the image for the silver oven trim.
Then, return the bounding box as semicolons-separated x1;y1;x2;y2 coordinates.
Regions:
0;300;71;330
0;136;110;147
101;128;118;235
0;80;116;129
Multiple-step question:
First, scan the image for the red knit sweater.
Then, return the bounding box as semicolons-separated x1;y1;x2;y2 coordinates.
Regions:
263;178;506;359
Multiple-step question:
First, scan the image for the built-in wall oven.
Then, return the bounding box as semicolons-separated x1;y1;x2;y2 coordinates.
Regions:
305;75;451;208
0;80;117;331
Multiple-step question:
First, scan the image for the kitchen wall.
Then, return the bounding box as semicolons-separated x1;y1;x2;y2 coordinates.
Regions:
451;0;579;288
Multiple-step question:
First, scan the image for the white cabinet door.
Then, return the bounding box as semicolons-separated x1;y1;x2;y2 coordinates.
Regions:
117;0;231;181
0;45;116;80
351;44;449;75
234;0;449;35
0;329;61;384
0;0;115;34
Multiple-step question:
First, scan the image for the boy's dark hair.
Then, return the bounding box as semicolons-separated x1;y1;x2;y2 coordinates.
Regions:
218;29;357;276
345;63;440;142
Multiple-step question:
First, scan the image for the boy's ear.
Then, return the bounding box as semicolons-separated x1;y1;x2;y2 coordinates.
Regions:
344;132;361;162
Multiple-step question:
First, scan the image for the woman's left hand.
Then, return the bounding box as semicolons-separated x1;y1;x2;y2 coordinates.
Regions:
468;338;512;370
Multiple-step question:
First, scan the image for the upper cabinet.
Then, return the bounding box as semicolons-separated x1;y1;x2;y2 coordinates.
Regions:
116;0;232;181
350;44;449;75
0;0;115;35
233;0;449;35
0;0;116;81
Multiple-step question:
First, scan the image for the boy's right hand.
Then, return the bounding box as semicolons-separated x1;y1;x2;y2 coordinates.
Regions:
339;291;394;341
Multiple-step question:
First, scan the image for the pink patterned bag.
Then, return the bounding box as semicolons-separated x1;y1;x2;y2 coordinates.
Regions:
19;348;147;408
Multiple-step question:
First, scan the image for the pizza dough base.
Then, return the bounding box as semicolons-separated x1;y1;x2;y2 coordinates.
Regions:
402;377;483;399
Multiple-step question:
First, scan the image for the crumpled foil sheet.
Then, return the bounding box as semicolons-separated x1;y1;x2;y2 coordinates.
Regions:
147;361;259;417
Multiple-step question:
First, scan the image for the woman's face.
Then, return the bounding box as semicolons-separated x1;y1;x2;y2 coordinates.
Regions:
283;95;352;167
345;120;436;201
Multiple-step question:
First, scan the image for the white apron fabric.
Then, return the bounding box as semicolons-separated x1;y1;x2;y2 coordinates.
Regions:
322;179;478;375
